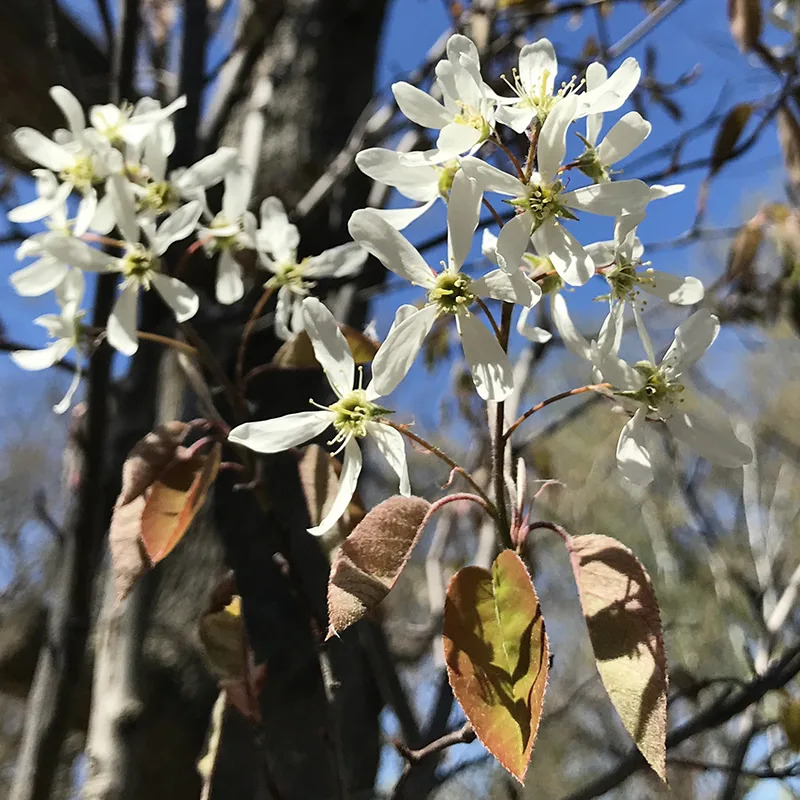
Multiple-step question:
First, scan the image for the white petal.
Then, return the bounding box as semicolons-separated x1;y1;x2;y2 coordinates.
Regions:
348;209;434;287
640;270;705;305
155;201;202;254
650;183;685;200
661;310;719;376
538;94;578;183
11;259;69;296
517;307;552;343
494;105;536;135
458;312;513;401
8;190;64;224
307;438;362;537
258;197;300;262
494;213;532;273
385;303;419;340
301;297;355;397
532;218;594;286
56;268;85;306
222;164;252;221
473;268;540;306
447;170;481;268
435;123;482;158
593;346;643;391
366;200;436;231
563;179;652;216
481;229;499;263
106;282;140;356
447;34;480;71
40;233;117;272
581;58;641;116
355;148;438;198
305;243;366;279
215;249;244;305
633;303;656;364
73;190;98;238
50;86;85;135
597;112;651;166
176;147;239;192
461;156;524;196
665;409;752;468
229;410;333;453
151;273;199;322
596;301;624;358
108;175;140;243
371;304;438;396
551;293;591;360
392;82;450;129
616;407;653;486
90;192;116;234
13;129;72;172
519;39;557;95
11;341;69;371
367;422;410;496
53;365;83;415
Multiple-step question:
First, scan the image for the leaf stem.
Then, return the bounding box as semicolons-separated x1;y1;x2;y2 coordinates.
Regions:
475;296;501;340
236;284;275;390
528;520;573;548
134;330;198;356
382;420;496;514
395;722;475;766
503;383;610;442
524;121;541;183
493;134;526;182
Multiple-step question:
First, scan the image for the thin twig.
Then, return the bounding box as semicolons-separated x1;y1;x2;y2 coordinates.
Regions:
395;722;475;766
236;284;274;390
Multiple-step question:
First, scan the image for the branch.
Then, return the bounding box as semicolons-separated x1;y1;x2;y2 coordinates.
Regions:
395;722;476;766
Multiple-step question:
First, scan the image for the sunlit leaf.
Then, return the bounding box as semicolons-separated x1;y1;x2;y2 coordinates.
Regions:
568;534;668;780
443;549;549;782
326;495;430;638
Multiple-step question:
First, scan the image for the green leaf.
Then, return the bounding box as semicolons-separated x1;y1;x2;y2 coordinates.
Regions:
568;534;668;780
326;495;431;638
443;549;549;782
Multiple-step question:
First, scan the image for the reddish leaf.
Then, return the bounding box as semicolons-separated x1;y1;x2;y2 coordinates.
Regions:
326;495;431;638
568;534;668;780
140;443;221;564
443;549;549;782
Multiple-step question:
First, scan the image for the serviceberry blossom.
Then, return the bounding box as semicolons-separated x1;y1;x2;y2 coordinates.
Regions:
495;38;640;133
257;197;366;340
392;34;496;161
591;309;752;485
349;173;539;401
40;175;202;355
11;269;86;414
463;95;652;286
228;297;409;536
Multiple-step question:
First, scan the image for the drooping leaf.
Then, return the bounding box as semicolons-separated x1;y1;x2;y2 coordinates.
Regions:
710;103;753;176
326;495;430;638
273;324;379;368
443;549;549;782
140;443;221;564
726;215;764;292
567;534;668;780
727;0;762;52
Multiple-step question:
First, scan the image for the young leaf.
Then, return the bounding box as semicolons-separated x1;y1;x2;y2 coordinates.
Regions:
778;105;800;196
140;443;222;564
326;495;430;638
710;103;753;176
567;534;668;780
443;549;549;782
727;0;762;52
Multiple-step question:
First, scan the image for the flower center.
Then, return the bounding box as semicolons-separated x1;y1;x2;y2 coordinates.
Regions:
209;213;242;251
60;156;98;192
574;146;610;183
428;271;475;314
510;181;572;227
329;389;386;439
606;261;639;301
629;362;685;415
268;260;311;294
140;180;180;215
121;246;159;288
453;103;490;141
436;161;460;200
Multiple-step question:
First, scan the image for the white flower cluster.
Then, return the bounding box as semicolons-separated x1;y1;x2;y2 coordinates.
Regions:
8;36;752;535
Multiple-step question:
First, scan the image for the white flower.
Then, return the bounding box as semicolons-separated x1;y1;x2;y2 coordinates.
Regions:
576;63;651;183
392;34;496;161
591;213;704;312
591;309;752;485
495;38;641;133
463;95;652;286
11;269;86;414
89;96;186;149
228;297;410;536
172;147;241;202
197;163;256;304
40;175;202;356
10;87;119;236
355;148;462;229
349;173;537;401
257;197;366;339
